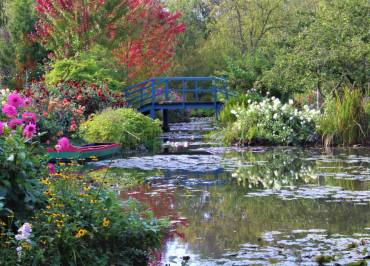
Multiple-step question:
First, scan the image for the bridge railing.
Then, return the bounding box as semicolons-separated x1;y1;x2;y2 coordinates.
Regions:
123;77;232;109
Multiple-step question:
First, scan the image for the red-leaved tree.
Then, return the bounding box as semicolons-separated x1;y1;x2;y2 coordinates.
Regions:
114;0;186;80
33;0;185;82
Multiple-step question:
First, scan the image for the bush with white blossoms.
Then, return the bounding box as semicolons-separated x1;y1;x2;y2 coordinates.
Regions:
224;97;320;145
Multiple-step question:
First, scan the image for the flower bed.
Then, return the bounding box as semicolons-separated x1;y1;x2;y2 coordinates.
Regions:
0;91;167;265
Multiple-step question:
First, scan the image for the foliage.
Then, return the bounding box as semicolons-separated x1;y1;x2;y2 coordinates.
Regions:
25;81;125;142
166;0;213;76
34;0;185;83
0;0;45;88
25;82;85;142
0;91;46;219
81;108;162;152
317;88;369;146
262;0;370;96
190;109;214;118
218;90;262;127
33;0;129;58
221;97;319;145
220;55;269;93
0;130;46;219
45;46;126;91
1;173;167;265
113;1;185;82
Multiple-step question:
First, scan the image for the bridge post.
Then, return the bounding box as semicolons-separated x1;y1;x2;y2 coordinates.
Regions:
195;81;199;102
162;109;170;132
165;80;169;101
182;80;186;110
224;80;229;100
150;79;156;119
213;81;217;116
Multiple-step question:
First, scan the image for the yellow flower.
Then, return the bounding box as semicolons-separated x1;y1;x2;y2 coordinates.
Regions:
102;218;110;227
40;178;51;185
75;229;88;238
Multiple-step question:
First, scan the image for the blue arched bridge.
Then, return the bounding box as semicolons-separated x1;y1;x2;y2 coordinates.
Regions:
123;77;233;130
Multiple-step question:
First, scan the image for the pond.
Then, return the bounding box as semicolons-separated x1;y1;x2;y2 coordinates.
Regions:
95;118;370;265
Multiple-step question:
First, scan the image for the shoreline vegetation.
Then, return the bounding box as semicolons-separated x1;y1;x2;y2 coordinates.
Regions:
0;0;369;265
213;88;369;148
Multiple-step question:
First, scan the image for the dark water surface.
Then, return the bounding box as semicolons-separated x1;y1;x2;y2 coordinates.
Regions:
96;118;370;265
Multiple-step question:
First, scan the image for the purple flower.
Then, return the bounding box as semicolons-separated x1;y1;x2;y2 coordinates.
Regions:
7;92;23;108
15;223;32;242
8;118;23;130
2;104;17;118
0;122;4;135
22;112;37;124
23;123;36;139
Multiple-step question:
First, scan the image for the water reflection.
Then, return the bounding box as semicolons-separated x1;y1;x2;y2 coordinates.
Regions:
105;119;370;265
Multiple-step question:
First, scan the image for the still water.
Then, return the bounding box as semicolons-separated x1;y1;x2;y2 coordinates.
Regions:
97;118;370;265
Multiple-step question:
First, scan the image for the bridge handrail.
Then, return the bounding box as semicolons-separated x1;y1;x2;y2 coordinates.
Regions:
123;76;234;111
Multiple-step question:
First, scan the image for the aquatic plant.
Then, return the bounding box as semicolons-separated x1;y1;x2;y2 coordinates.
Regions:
317;88;369;146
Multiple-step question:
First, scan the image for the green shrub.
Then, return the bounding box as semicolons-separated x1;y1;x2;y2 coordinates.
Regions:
45;46;125;91
80;108;162;152
317;88;369;146
0;129;47;219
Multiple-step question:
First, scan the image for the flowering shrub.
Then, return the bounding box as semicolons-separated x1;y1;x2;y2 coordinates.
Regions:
24;81;125;142
0;91;47;218
81;108;162;152
222;97;320;145
1;172;167;265
27;81;125;116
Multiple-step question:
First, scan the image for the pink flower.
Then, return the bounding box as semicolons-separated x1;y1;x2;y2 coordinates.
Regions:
8;119;23;129
55;144;62;152
22;112;37;124
0;122;4;135
22;97;32;108
7;92;24;108
55;137;70;152
2;104;17;118
23;123;37;139
48;163;56;174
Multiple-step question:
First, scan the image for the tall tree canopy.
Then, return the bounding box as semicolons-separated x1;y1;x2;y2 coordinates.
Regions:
0;0;45;88
34;0;185;84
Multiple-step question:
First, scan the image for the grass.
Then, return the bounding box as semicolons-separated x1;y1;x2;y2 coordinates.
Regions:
317;88;369;146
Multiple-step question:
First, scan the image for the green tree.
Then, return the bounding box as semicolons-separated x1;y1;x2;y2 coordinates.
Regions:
167;0;216;76
262;0;370;101
0;0;45;88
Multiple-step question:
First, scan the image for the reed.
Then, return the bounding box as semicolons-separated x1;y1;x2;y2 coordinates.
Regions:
318;88;369;146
